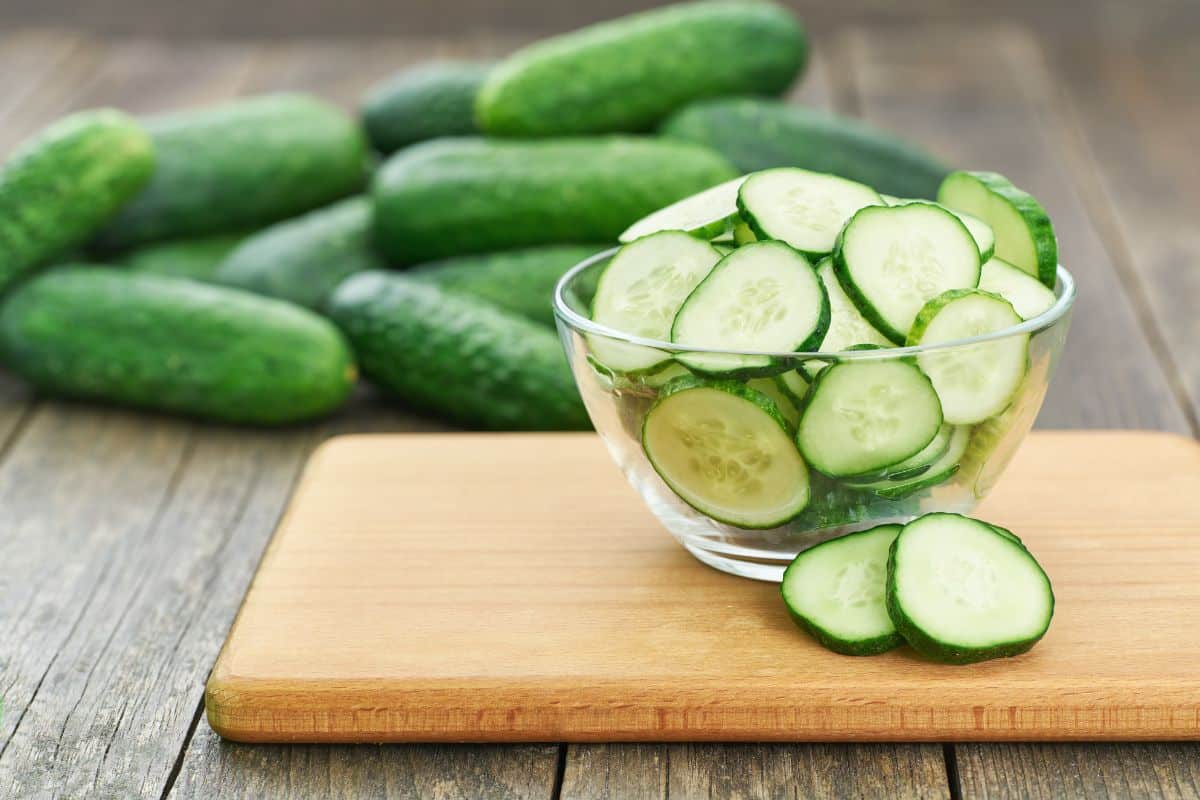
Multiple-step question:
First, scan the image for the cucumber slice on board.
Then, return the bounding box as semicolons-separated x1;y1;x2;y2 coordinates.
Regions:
852;425;970;500
781;524;904;656
887;512;1054;664
908;289;1027;425
833;202;982;344
588;231;722;373
738;168;883;258
978;257;1057;320
642;377;810;528
747;377;800;429
885;197;996;262
619;176;746;243
671;241;829;377
796;359;943;478
938;170;1057;287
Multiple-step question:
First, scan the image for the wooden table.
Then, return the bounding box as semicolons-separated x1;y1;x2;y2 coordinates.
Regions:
0;21;1197;800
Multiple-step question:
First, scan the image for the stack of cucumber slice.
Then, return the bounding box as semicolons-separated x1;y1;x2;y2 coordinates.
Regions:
587;166;1060;529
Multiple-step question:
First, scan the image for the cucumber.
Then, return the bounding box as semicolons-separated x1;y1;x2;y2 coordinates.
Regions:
215;197;385;310
775;369;809;404
746;377;800;429
641;376;809;528
361;60;493;153
372;136;737;263
738;168;882;258
887;513;1054;664
833;202;981;344
0;109;154;293
659;98;950;199
118;233;248;281
850;425;970;500
796;359;943;478
476;1;806;136
326;271;589;430
908;289;1027;425
937;171;1057;287
619;176;745;243
0;267;356;424
671;241;828;376
732;221;757;245
886;197;995;262
781;524;904;656
844;423;953;485
589;231;723;373
94;94;368;250
408;244;604;328
978;257;1057;320
808;258;892;376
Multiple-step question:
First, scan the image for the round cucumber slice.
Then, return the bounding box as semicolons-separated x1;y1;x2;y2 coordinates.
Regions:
978;257;1057;320
618;176;747;243
887;513;1054;664
796;359;943;478
738;168;882;257
833;202;982;344
781;523;904;656
885;197;996;262
937;170;1057;288
642;377;810;529
908;289;1028;425
805;257;892;379
588;231;722;373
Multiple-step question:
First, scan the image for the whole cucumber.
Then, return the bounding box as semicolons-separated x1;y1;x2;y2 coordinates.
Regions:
118;233;249;281
362;61;493;153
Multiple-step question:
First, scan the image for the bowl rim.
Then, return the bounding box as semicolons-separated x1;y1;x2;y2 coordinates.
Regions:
553;246;1076;360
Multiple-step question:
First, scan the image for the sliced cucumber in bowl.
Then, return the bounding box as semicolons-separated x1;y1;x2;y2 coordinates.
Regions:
851;425;970;500
738;167;882;258
978;257;1057;320
619;176;747;243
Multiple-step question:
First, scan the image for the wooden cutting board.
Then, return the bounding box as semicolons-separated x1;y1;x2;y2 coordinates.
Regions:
206;430;1200;743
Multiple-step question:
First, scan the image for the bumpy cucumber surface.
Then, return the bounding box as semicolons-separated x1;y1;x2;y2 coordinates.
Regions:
362;60;493;153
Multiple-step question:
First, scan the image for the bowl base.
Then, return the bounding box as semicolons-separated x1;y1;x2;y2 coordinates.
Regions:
681;542;791;582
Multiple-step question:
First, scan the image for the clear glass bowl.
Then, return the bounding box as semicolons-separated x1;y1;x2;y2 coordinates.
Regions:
554;247;1076;582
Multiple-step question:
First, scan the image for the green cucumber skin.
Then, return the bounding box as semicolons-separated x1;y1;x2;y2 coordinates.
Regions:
886;513;1055;664
477;1;805;136
94;94;368;250
362;61;493;153
326;271;590;430
216;197;385;310
118;233;249;281
0;267;356;425
660;98;949;199
372;136;736;263
408;244;605;327
0;109;154;292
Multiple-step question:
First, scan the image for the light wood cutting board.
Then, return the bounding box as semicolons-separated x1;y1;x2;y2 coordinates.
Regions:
206;431;1200;743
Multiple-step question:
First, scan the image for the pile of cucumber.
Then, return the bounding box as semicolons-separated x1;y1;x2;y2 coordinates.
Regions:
587;165;1060;529
0;0;960;430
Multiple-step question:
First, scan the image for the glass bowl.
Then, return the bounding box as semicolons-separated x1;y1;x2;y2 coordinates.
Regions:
554;246;1076;582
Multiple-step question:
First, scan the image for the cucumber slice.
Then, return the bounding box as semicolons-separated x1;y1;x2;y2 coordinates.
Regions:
908;289;1028;425
747;377;800;429
885;197;996;262
887;513;1054;664
796;359;943;478
978;257;1057;320
642;377;810;528
845;423;953;485
854;425;970;500
589;231;722;373
732;221;757;245
738;168;882;258
775;368;810;404
781;524;904;656
938;171;1057;287
833;202;982;344
671;241;829;377
619;176;746;243
805;257;892;379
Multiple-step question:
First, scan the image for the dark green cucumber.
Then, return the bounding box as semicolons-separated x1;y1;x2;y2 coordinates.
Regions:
660;97;950;199
0;267;356;425
407;244;604;327
94;94;368;250
118;233;248;281
362;60;493;153
0;109;154;292
476;1;805;136
326;271;590;430
215;197;385;310
371;136;736;263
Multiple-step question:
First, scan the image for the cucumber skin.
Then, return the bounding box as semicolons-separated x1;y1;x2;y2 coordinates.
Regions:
781;524;905;657
326;271;590;430
94;94;368;250
118;233;248;281
938;171;1057;288
408;244;604;327
372;137;736;263
0;267;356;425
0;109;154;293
905;288;1020;347
216;197;385;310
660;98;949;199
885;513;1054;664
477;1;805;136
362;61;493;153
